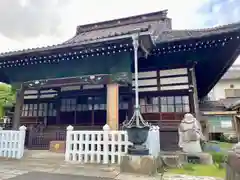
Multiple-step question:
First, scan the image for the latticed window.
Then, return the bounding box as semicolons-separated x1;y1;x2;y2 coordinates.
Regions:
76;96;106;111
48;103;56;116
38;103;48;117
140;97;159;113
119;96;129;110
21;104;29;116
28;104;33;116
61;98;77;112
161;96;174;112
140;96;190;113
175;96;190;112
22;102;56;117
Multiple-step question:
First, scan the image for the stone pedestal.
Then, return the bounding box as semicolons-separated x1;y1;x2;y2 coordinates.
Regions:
120;155;157;175
159;151;213;167
178;152;213;165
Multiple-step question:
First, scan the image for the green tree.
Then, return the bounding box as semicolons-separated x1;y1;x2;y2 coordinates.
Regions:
0;83;16;118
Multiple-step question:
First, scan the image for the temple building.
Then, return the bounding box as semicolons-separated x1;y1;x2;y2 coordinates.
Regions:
0;10;239;150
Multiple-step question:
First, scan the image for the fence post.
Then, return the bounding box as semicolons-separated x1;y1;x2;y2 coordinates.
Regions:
18;125;26;159
103;124;110;164
65;125;74;161
155;126;160;156
146;126;160;157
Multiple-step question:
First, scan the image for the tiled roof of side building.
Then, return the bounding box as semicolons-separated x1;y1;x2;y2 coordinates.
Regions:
199;100;226;112
220;98;240;109
221;70;240;80
155;22;240;44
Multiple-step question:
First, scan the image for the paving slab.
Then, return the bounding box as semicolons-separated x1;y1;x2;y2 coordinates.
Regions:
8;172;113;180
0;150;224;180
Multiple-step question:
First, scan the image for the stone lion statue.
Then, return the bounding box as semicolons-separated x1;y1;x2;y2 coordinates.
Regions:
178;113;205;153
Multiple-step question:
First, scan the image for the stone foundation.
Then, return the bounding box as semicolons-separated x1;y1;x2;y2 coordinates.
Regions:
178;152;213;165
159;151;213;166
49;141;66;153
120;155;157;175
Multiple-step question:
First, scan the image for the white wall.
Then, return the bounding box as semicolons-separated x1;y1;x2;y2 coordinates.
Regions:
209;79;240;100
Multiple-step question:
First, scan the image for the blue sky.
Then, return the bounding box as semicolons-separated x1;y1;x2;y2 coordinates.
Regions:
0;0;239;62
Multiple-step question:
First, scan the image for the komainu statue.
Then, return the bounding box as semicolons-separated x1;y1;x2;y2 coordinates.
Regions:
178;113;205;153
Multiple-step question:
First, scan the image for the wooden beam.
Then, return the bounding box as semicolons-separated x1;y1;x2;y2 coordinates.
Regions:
203;111;237;115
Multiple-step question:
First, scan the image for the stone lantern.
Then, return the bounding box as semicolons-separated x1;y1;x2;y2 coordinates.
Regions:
122;33;150;155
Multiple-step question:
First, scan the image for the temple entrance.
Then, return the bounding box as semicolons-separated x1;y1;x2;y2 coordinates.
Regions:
59;95;107;128
23;87;131;150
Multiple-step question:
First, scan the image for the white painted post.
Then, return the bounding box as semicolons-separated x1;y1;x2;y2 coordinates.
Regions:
103;124;110;164
146;126;160;157
155;126;160;156
18;125;26;159
65;125;74;161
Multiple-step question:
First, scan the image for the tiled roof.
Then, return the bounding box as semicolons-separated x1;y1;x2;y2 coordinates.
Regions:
64;22;154;45
156;22;240;44
199;98;240;111
221;69;240;80
220;98;240;109
64;10;170;44
199;100;226;112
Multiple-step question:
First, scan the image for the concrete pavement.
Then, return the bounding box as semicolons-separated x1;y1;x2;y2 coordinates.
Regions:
0;150;223;180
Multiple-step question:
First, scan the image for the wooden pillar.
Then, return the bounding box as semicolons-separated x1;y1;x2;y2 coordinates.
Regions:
107;84;119;130
36;89;40;123
56;89;61;125
12;85;25;130
127;85;133;121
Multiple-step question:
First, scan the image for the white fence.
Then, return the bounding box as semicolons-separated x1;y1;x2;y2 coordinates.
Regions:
65;124;130;164
65;124;160;164
0;126;26;159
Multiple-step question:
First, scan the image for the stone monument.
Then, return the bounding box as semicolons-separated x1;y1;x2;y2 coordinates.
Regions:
177;113;213;165
178;113;204;153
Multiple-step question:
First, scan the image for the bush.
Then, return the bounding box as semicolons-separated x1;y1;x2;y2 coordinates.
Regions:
219;134;226;142
210;151;227;169
220;133;238;143
228;136;238;143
